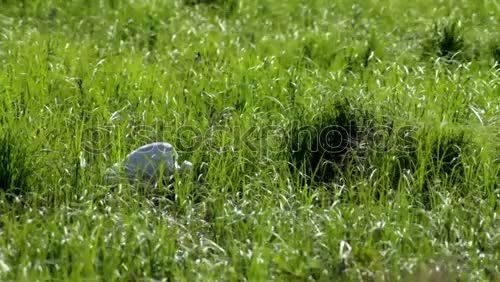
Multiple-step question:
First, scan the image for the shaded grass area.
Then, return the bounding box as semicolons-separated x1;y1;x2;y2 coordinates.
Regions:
0;0;499;280
289;100;480;211
0;129;34;199
422;20;467;61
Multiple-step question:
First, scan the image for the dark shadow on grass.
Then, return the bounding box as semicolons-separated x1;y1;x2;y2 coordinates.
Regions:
288;99;375;184
0;129;34;201
288;99;474;208
422;20;469;62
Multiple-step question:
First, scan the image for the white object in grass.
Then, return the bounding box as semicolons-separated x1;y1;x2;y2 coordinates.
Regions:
105;142;192;184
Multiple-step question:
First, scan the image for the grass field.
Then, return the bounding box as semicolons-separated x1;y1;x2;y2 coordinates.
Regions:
0;0;499;280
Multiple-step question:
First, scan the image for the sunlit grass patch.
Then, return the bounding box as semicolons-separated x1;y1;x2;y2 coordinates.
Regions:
0;0;498;280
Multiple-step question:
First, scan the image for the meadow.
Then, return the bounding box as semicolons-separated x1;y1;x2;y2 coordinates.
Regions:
0;0;499;280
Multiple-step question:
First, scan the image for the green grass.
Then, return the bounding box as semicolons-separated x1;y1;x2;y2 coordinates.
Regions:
0;0;499;280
